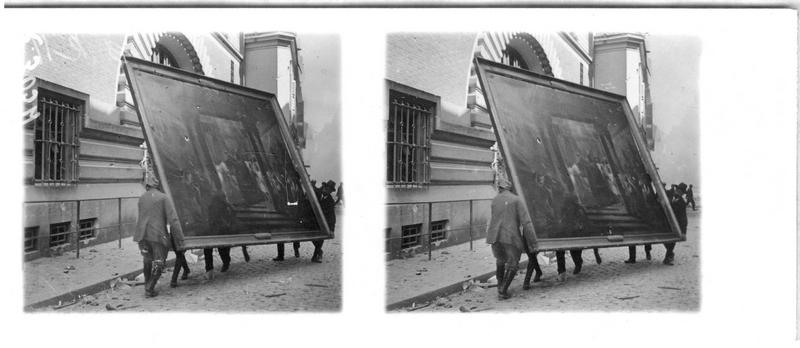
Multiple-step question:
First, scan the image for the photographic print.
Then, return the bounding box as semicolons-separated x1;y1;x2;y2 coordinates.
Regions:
385;32;700;312
22;32;342;312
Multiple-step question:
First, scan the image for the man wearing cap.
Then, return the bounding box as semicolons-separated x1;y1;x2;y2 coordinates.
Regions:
135;175;184;297
487;178;536;300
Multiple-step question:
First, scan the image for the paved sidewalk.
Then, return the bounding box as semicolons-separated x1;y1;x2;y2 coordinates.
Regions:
387;209;700;311
386;240;498;307
23;236;173;307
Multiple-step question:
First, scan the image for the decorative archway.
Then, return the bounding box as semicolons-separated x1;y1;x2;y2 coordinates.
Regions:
502;33;554;77
150;33;205;75
468;32;555;129
116;32;205;111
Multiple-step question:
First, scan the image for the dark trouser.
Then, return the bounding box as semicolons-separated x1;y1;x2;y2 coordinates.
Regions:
203;247;231;272
276;242;301;259
556;249;583;274
492;243;521;298
627;244;652;261
312;240;324;256
664;242;676;258
139;240;167;293
664;219;688;259
170;238;190;285
492;243;521;271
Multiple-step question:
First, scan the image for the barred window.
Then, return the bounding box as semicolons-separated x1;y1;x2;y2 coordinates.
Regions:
32;91;82;186
78;218;97;241
430;220;448;242
400;224;422;249
24;227;39;252
49;222;71;248
387;90;433;187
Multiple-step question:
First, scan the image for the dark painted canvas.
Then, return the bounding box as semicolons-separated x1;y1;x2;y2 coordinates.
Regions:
474;58;682;251
123;57;330;249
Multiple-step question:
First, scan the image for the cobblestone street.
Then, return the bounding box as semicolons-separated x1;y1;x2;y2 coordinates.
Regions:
33;216;342;313
393;209;700;312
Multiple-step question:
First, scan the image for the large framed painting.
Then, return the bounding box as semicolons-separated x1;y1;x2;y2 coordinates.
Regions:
123;57;331;250
474;58;683;251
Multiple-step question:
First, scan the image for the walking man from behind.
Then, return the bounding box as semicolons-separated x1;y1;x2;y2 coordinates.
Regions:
487;178;536;300
135;175;184;298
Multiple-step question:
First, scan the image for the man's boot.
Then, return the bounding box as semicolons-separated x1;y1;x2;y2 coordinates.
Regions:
293;242;300;258
499;268;516;300
311;248;323;263
571;250;583;275
181;262;190;280
573;259;583;274
142;261;152;295
624;246;637;264
146;261;162;298
273;243;285;261
645;245;652;260
170;262;180;288
663;252;674;265
522;262;534;290
594;248;602;264
496;264;505;285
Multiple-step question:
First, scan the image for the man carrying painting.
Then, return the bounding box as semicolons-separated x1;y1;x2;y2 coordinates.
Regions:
135;175;184;298
486;178;536;300
663;183;689;265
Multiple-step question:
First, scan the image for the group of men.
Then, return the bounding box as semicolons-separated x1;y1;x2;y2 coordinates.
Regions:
133;176;340;298
486;178;695;300
625;182;693;265
273;179;342;263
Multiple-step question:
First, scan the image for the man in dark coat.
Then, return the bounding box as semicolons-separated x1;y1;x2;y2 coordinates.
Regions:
487;178;536;300
275;180;323;261
663;183;689;265
686;184;696;211
311;180;337;263
135;176;184;298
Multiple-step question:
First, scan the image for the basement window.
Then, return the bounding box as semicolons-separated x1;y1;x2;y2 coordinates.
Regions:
24;227;39;252
430;220;448;242
400;224;422;249
49;221;71;248
78;218;97;241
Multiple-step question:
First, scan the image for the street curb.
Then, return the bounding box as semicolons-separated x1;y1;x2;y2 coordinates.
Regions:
386;259;530;311
24;258;177;311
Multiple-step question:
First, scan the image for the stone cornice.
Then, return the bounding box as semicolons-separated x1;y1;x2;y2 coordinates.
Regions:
244;32;297;49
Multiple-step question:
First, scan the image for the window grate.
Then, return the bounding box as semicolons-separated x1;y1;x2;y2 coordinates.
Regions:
400;224;422;249
78;218;97;241
24;227;39;252
387;90;433;187
430;220;448;242
32;92;81;186
49;222;72;248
